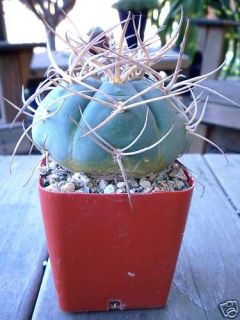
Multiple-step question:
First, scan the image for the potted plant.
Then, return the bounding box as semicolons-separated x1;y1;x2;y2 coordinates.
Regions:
17;15;221;312
112;0;159;48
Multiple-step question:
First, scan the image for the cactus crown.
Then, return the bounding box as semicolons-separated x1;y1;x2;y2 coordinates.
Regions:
11;13;230;189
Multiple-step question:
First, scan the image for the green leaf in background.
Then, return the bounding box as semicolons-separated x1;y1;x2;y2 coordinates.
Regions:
150;0;240;78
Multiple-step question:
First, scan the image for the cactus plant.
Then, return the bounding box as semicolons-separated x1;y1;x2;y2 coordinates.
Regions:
9;13;236;313
12;14;228;185
31;74;189;176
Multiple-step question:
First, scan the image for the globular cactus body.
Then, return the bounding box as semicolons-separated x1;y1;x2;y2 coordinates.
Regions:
33;77;189;176
14;15;226;179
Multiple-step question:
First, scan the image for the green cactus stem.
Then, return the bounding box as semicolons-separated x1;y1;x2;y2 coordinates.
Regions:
12;14;232;179
32;77;189;176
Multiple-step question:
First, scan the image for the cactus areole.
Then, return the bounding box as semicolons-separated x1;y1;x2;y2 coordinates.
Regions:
30;17;195;178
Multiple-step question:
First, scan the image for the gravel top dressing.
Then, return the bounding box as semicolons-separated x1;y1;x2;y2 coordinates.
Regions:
40;160;190;194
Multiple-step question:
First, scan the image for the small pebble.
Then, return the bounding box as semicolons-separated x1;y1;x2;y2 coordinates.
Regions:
90;187;98;193
139;178;151;189
58;181;66;188
45;183;59;192
60;182;75;193
42;179;50;188
75;189;84;193
147;173;157;182
71;173;84;187
143;187;153;193
40;160;190;194
79;173;91;185
117;181;125;188
52;168;67;177
99;179;108;192
130;188;137;194
135;187;144;193
172;163;180;170
104;184;116;194
167;180;175;191
128;179;139;188
49;174;59;184
49;162;58;170
82;185;90;193
39;165;50;176
116;188;125;194
172;179;186;190
175;168;188;182
169;167;187;181
156;169;168;182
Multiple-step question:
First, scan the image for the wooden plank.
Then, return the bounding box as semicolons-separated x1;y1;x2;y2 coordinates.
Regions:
0;42;44;123
0;42;43;52
191;18;240;28
32;155;240;319
204;127;240;153
174;155;240;318
191;19;239;80
0;50;23;122
150;49;190;72
0;122;32;155
0;155;48;319
200;27;225;79
200;103;240;130
30;51;68;79
187;79;240;152
195;80;240;106
204;153;240;214
32;262;208;320
187;124;207;153
30;49;190;79
192;80;240;130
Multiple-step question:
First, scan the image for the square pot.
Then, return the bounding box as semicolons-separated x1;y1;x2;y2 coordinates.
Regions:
38;169;194;312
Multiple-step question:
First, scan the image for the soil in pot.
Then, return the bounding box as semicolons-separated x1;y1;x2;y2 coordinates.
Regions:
40;160;190;194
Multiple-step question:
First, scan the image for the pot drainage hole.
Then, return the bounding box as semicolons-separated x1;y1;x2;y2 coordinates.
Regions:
108;300;122;310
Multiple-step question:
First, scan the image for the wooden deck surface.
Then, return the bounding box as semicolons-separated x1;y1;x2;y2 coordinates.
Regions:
0;154;240;320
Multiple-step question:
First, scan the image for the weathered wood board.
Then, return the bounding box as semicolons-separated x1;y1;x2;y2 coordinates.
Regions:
0;155;48;320
204;153;240;214
193;80;240;130
0;122;32;155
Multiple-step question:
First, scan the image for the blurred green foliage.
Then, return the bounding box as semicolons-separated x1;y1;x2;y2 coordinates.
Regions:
150;0;240;78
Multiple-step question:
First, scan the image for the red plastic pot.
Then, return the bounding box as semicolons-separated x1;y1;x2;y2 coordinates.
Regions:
38;169;194;312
